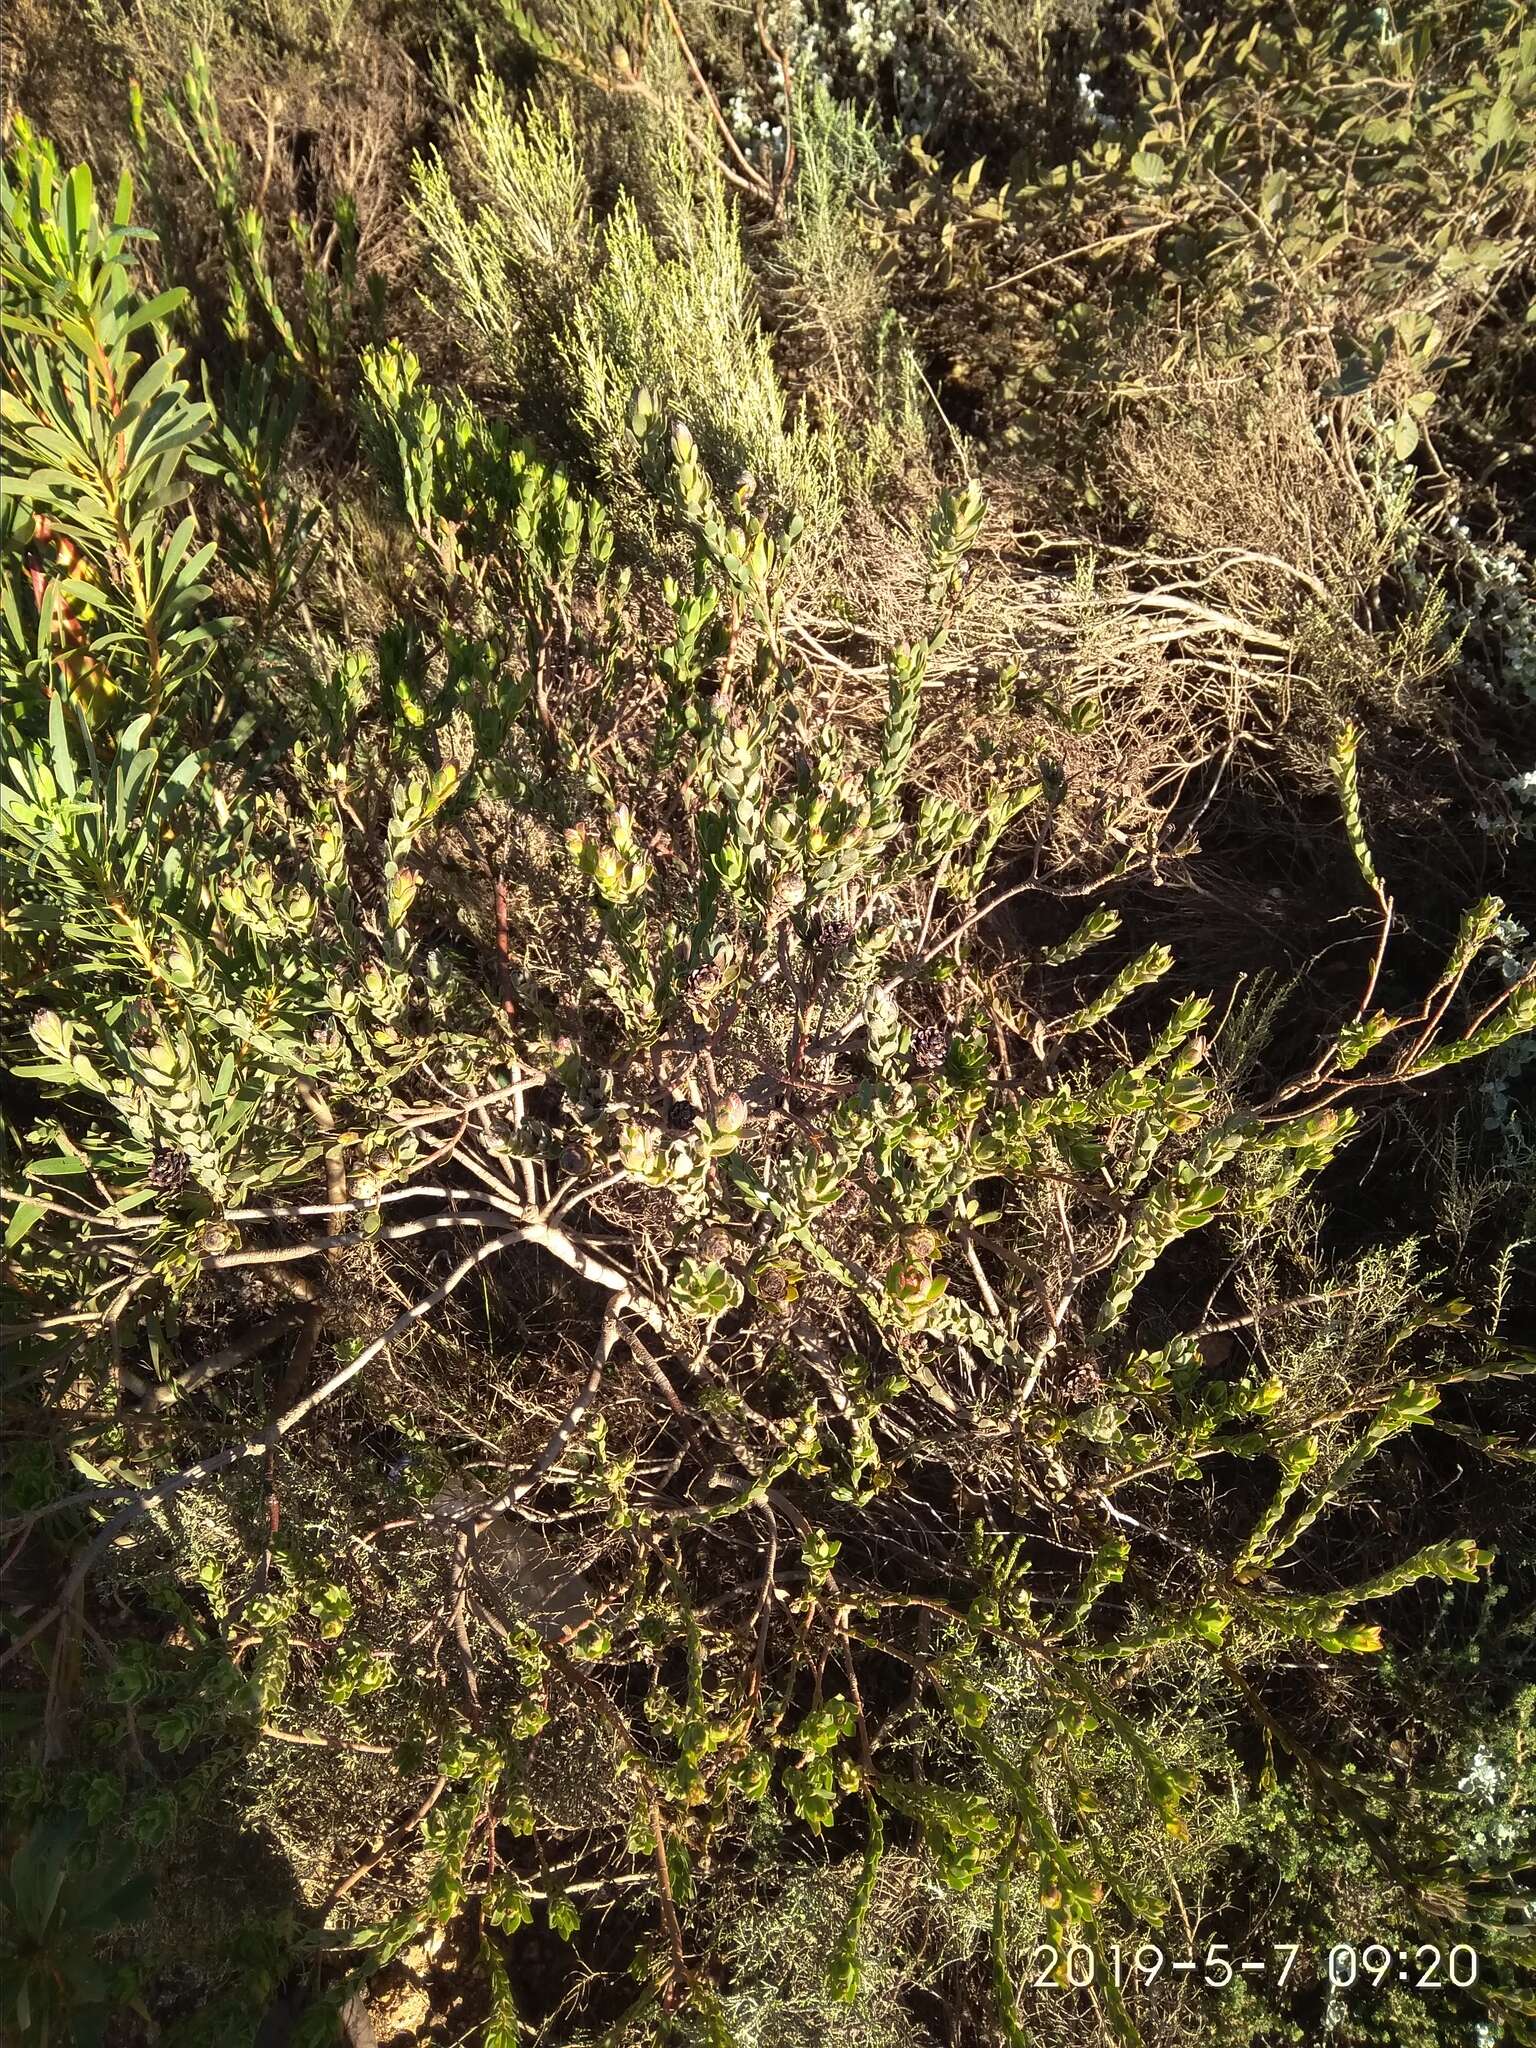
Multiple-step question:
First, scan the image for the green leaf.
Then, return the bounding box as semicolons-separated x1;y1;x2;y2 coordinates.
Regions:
1324;355;1376;398
74;1862;153;1934
4;1202;46;1247
47;690;77;801
10;1814;82;1940
67;1448;118;1490
123;287;189;333
1485;95;1517;146
548;1891;580;1940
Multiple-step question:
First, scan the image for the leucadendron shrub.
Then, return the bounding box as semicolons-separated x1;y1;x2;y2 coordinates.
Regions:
3;126;1534;2048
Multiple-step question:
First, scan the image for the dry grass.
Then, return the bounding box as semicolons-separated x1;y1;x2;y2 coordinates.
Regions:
1104;349;1379;614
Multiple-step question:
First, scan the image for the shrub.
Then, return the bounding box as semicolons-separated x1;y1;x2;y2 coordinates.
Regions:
411;77;844;528
3;14;1535;2048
